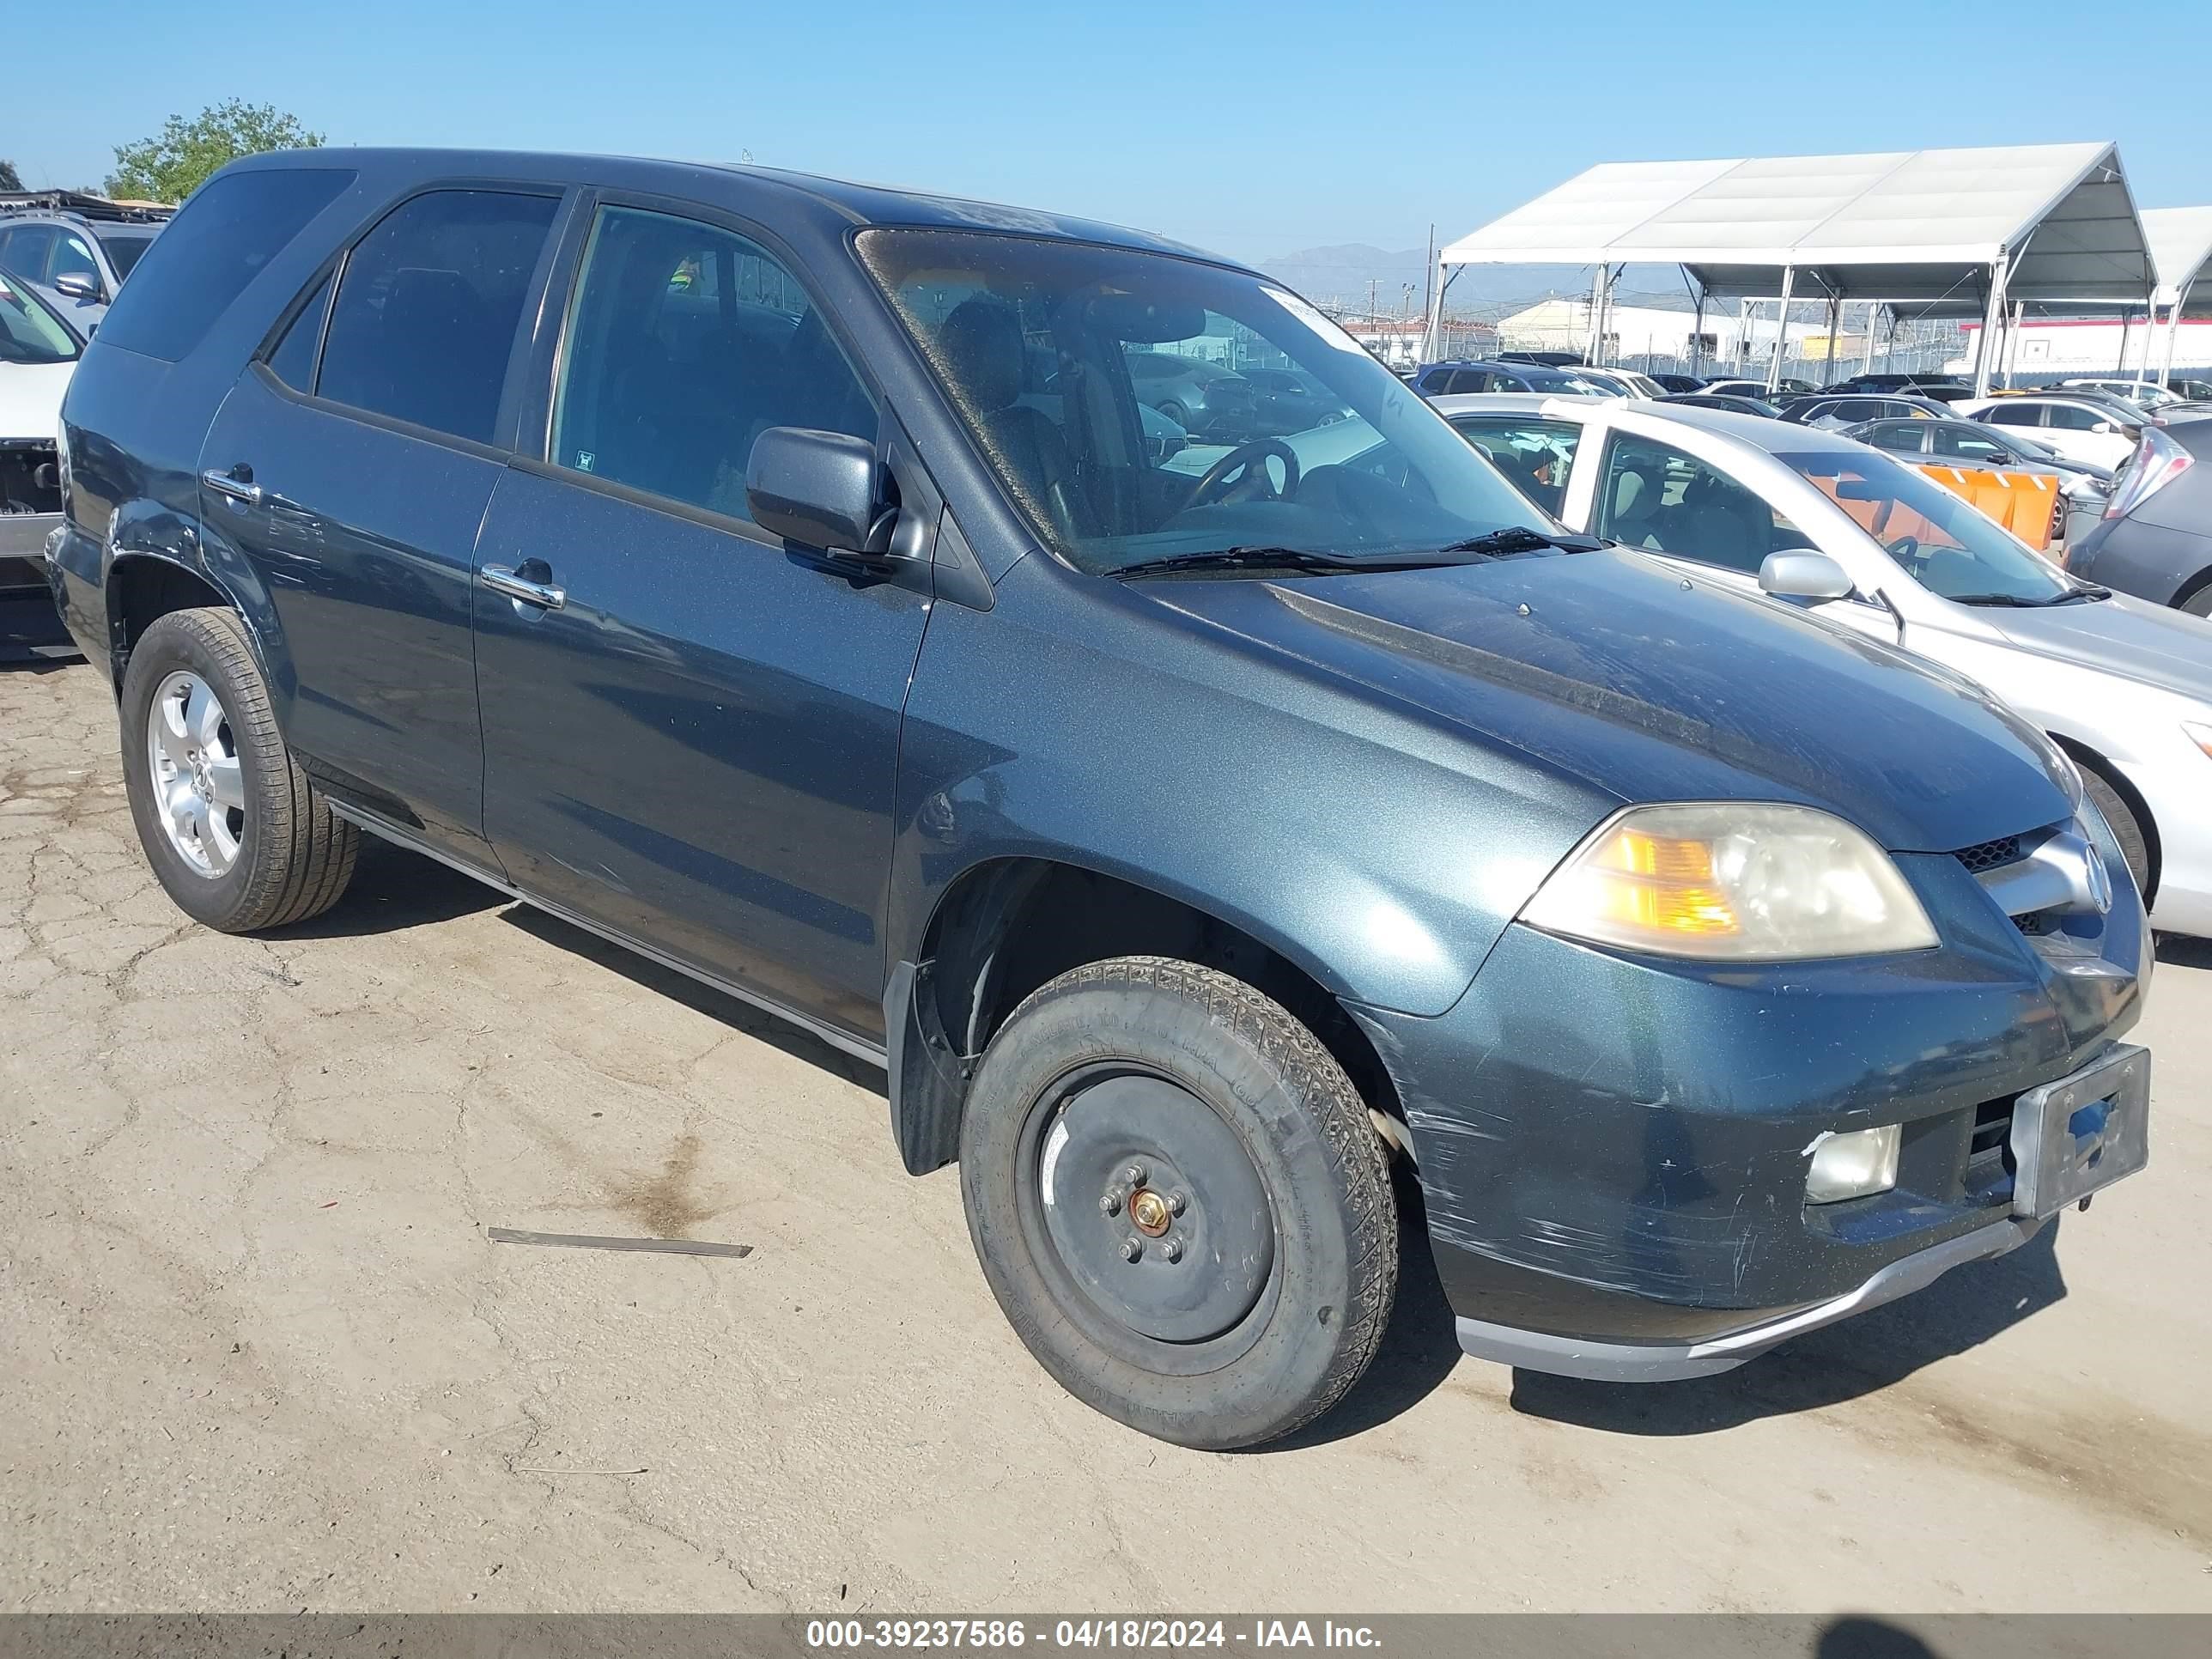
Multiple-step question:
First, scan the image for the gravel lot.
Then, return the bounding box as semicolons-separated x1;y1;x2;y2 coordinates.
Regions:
4;641;2210;1613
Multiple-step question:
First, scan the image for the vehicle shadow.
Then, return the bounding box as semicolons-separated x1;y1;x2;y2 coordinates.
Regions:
1816;1618;1942;1659
1506;1218;2065;1435
0;595;80;670
501;902;890;1097
2154;933;2212;971
1265;1165;1468;1449
269;834;507;939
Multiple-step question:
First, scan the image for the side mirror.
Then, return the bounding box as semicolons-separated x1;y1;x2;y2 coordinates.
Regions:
745;427;883;553
53;270;103;303
2092;421;2116;434
1759;550;1855;601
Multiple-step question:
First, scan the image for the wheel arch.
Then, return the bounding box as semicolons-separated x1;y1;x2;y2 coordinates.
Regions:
2050;731;2160;905
884;854;1404;1176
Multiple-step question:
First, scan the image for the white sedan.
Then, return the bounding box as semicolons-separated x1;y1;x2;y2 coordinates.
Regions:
1433;391;2212;937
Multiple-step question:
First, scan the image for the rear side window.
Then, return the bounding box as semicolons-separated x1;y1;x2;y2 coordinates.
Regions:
1864;422;1925;454
94;167;354;362
317;189;559;447
1986;404;2043;428
2045;404;2106;431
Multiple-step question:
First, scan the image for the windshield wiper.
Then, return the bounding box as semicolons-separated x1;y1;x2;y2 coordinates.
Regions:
1437;527;1608;556
1110;546;1491;580
1951;585;2110;608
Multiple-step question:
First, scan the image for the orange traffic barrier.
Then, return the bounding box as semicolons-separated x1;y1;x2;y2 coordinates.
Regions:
1913;464;2063;552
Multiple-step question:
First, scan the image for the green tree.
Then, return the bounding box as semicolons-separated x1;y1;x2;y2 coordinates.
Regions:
105;100;323;204
0;159;22;191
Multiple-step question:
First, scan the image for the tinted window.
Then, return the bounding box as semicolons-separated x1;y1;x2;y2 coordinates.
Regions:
94;167;354;362
1449;416;1582;515
96;228;158;279
2045;403;2106;431
550;205;874;523
1594;434;1802;575
1448;369;1491;393
0;274;80;365
1863;422;1926;454
1930;424;2010;464
319;189;557;447
2;227;54;281
1986;404;2043;427
265;273;331;393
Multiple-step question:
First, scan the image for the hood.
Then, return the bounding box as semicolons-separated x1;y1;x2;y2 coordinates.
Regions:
1146;550;2075;853
0;360;75;441
1991;590;2212;704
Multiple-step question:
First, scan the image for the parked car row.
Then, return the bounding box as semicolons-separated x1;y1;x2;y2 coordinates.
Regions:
28;149;2158;1453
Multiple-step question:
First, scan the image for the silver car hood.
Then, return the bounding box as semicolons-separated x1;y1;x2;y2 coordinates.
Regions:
1990;591;2212;702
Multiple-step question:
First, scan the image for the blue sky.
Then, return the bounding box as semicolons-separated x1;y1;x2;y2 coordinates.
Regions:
6;0;2203;263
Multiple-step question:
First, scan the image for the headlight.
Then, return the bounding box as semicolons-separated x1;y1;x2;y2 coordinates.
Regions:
1520;803;1939;961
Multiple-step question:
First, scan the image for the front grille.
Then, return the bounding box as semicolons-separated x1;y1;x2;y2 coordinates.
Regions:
1954;834;2022;874
1;440;62;519
1968;1098;2014;1161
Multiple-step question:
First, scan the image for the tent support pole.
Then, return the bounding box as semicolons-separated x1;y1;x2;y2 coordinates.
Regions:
2002;300;2024;389
1860;304;1881;374
1766;267;1796;394
1586;264;1611;364
2162;279;2194;389
1689;283;1706;377
1972;255;2009;399
1822;292;1841;386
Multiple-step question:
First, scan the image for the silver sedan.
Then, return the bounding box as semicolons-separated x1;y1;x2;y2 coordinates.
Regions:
1434;392;2212;937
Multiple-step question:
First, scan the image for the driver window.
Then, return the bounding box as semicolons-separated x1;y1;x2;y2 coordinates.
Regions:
1593;434;1802;575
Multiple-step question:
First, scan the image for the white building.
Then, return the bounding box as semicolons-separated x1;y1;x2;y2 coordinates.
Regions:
1949;317;2212;379
1496;297;1835;366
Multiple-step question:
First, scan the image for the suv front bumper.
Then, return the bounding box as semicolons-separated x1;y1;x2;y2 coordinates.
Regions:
1351;834;2149;1382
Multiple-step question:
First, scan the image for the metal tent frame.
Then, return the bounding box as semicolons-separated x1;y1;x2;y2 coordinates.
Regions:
1428;143;2154;398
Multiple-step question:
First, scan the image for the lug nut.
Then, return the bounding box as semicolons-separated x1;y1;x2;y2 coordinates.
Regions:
1100;1190;1123;1217
1124;1164;1148;1188
1168;1190;1188;1217
1162;1238;1183;1263
1120;1237;1143;1262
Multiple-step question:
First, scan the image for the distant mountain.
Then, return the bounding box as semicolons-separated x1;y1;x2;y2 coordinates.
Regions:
1259;243;1688;318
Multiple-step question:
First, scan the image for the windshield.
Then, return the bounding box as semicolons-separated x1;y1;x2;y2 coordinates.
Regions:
1776;449;2070;603
0;273;79;365
858;228;1550;575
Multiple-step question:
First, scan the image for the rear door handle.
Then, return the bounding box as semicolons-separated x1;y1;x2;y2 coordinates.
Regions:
201;467;265;507
480;562;566;610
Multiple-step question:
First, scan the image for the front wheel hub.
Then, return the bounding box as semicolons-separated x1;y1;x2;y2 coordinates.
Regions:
1036;1073;1273;1343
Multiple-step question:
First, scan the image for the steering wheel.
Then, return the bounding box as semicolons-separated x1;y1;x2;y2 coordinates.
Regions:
1885;533;1923;566
1189;439;1300;507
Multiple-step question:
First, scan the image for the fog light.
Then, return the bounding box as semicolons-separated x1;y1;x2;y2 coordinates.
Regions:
1806;1124;1901;1204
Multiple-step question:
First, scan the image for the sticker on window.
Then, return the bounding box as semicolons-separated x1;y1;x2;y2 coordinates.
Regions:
1261;285;1370;356
574;450;595;472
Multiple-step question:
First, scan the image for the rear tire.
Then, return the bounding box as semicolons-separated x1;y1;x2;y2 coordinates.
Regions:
2077;762;2150;901
958;957;1395;1449
120;606;358;933
2179;584;2212;618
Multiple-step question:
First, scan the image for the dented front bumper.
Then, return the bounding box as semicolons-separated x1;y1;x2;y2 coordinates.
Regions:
1348;842;2148;1382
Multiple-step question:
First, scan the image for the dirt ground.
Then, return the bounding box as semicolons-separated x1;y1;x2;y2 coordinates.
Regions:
4;643;2209;1613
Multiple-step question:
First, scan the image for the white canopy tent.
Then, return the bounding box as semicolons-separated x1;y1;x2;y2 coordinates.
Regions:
2143;206;2212;385
1431;143;2154;395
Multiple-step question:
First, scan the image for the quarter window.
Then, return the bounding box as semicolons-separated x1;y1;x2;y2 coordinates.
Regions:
1594;434;1803;575
93;167;355;363
550;205;874;524
317;189;558;447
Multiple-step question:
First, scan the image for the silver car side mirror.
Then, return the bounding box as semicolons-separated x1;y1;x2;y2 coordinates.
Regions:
1759;550;1855;601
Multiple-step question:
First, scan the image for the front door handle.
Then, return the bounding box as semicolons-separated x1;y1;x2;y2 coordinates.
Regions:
480;562;566;611
202;466;265;508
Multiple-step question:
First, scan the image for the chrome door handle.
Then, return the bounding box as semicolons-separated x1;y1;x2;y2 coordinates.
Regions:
480;563;566;610
201;468;264;507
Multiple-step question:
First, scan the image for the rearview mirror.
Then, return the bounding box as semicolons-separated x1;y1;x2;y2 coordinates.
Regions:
52;270;103;302
746;427;882;553
1759;550;1854;601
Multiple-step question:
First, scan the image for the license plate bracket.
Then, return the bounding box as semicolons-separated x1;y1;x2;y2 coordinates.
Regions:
2009;1043;2150;1219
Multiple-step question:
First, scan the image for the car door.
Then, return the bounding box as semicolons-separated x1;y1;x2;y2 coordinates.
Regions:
2042;400;2136;470
197;185;565;865
1585;428;1808;586
471;199;931;1042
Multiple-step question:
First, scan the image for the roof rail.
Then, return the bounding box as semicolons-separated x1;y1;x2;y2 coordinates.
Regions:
0;190;176;224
